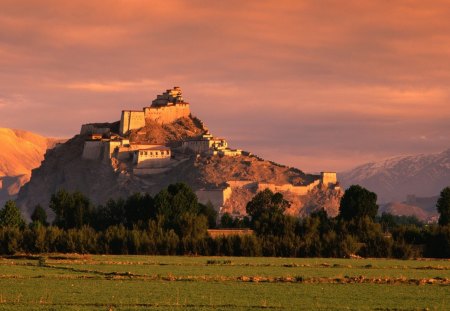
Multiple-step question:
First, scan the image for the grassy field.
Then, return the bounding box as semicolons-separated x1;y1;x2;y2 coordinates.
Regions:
0;255;449;310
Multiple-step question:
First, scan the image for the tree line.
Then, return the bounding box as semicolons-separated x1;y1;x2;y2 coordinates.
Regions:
0;183;449;258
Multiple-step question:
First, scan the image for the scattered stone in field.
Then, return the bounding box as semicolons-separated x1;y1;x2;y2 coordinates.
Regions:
239;276;250;282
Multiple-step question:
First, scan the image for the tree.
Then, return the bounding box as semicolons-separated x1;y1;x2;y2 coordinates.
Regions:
31;205;48;226
199;201;217;228
123;193;154;228
246;189;290;222
437;187;450;226
154;183;200;229
50;190;93;229
0;200;25;228
246;189;291;236
339;185;378;221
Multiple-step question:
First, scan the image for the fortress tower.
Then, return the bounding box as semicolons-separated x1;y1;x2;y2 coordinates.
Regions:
119;87;191;135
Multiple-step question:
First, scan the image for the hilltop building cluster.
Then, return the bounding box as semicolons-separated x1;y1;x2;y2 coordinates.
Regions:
80;87;241;175
182;133;242;156
79;86;339;215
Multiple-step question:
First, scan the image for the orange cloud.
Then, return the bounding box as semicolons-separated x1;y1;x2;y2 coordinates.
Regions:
1;0;450;171
58;79;161;92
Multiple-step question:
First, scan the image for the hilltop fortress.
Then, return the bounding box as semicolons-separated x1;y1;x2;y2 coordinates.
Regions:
75;86;340;216
119;87;190;135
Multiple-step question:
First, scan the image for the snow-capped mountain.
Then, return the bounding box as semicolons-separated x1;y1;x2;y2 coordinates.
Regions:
339;148;450;204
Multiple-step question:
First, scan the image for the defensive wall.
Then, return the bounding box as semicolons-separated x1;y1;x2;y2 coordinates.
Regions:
80;124;111;136
120;111;145;135
119;87;191;135
144;103;190;125
257;180;321;195
198;173;338;213
321;172;337;187
196;186;233;213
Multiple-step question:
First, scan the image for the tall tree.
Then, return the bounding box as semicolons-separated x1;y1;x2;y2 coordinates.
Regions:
31;204;48;226
0;200;25;228
50;189;93;229
154;183;200;222
437;187;450;226
339;185;378;221
246;189;291;236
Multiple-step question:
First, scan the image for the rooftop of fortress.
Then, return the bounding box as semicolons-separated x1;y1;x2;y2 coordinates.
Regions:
151;86;187;107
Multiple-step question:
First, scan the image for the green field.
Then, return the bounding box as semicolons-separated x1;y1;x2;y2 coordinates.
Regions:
0;255;449;310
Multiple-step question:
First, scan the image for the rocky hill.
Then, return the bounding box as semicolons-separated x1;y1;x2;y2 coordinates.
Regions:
17;87;342;220
0;128;61;206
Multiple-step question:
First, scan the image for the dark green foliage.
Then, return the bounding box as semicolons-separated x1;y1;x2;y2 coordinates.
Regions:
339;185;378;221
377;212;423;232
154;183;200;220
50;190;93;229
123;193;154;228
0;200;25;228
31;204;48;226
199;201;218;229
437;187;450;226
246;189;291;236
219;213;250;228
246;189;290;222
1;183;448;258
91;198;126;230
220;213;234;227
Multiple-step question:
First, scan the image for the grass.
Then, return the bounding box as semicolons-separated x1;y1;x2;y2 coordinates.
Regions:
0;255;449;310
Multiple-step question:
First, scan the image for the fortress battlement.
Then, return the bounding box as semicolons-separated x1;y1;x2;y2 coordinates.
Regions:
120;86;191;135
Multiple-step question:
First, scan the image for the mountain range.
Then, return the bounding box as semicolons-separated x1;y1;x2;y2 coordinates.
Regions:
340;148;450;220
0;128;61;206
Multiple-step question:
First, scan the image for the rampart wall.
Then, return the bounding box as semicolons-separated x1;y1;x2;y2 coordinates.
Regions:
136;158;171;169
257;180;321;195
196;186;232;212
120;111;145;135
144;104;190;124
80;124;111;135
321;172;337;187
226;180;257;189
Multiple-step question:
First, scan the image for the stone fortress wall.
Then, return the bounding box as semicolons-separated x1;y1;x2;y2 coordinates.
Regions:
196;172;339;213
120;87;190;135
321;172;338;187
120;111;145;136
144;104;190;125
195;186;233;213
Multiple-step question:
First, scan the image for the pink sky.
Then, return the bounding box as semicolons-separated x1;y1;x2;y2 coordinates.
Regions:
1;0;449;172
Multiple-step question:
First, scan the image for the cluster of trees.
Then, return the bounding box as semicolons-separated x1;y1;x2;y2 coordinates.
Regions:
0;184;449;258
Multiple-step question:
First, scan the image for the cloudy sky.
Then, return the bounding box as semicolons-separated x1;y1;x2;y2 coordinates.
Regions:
1;0;449;172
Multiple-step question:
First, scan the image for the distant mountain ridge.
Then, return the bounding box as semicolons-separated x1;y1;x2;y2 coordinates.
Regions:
340;148;450;203
339;148;450;220
0;128;62;206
